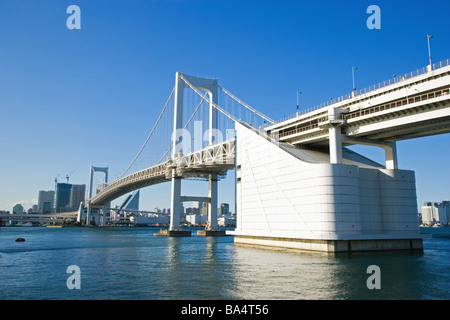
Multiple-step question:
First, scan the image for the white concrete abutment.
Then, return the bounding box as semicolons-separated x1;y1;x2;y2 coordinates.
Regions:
228;122;424;253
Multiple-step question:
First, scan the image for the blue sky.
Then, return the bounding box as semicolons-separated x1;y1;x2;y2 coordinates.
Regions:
0;0;449;212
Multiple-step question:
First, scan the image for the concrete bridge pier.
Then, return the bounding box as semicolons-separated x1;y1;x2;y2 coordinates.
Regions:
155;176;192;237
86;203;91;226
101;204;109;226
197;174;226;236
383;142;398;170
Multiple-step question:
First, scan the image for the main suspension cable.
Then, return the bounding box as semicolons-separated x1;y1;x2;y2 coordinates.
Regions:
118;86;175;179
158;76;277;166
219;85;275;125
180;75;238;123
157;89;208;163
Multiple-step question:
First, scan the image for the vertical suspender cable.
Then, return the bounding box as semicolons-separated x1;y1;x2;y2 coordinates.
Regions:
117;86;175;179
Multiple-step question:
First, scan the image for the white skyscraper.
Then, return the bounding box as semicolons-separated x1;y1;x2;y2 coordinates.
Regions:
38;190;55;214
70;184;86;209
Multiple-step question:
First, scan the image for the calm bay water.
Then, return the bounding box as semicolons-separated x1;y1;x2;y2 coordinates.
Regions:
0;226;449;300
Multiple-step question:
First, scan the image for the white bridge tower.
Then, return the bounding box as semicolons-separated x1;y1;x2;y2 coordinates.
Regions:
158;72;222;236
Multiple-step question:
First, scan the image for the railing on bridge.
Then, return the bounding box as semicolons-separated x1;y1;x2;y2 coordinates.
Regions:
175;139;235;168
278;115;328;138
277;86;450;139
342;86;450;121
89;139;236;206
275;58;450;124
432;58;450;71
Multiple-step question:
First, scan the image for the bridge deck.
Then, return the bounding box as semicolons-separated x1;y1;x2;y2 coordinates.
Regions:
88;139;235;206
267;64;450;147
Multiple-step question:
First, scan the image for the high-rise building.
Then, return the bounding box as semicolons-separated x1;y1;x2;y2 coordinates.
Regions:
192;201;203;209
55;183;72;213
38;190;55;214
70;184;86;209
219;203;230;215
43;202;52;214
12;203;24;214
201;202;208;215
421;201;450;225
54;183;86;213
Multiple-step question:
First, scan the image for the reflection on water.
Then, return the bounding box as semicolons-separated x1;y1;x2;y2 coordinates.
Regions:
0;227;449;299
229;244;425;300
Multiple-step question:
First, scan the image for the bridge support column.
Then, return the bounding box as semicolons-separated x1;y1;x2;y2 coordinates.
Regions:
170;72;184;233
329;126;343;164
169;177;182;231
157;72;192;236
344;137;399;170
197;177;226;236
199;85;226;236
77;202;84;223
156;177;191;236
155;175;191;236
102;204;107;226
384;142;398;169
208;175;218;231
323;107;345;164
86;203;91;226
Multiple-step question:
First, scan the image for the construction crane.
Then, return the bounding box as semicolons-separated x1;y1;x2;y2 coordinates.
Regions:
66;170;76;183
54;174;60;187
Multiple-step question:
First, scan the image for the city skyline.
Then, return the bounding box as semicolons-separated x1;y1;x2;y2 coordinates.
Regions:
1;1;449;212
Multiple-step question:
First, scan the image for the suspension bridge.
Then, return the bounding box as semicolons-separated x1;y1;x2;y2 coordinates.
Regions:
83;72;268;234
80;58;450;252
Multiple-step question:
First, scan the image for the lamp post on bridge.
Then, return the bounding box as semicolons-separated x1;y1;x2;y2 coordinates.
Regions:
427;34;433;70
296;91;302;116
352;66;358;94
